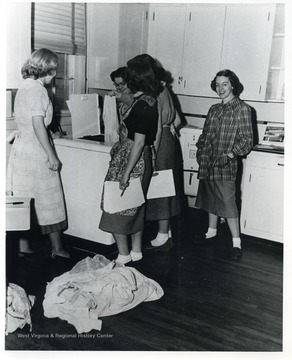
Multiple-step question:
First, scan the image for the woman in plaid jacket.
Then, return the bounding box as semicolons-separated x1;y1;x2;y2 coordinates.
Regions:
195;69;253;261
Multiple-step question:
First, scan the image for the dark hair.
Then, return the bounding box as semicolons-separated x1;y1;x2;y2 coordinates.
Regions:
126;62;159;98
127;54;156;67
210;69;244;96
110;67;127;82
127;54;166;91
21;48;58;80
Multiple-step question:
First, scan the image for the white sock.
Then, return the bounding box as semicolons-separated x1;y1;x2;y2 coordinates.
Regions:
205;227;217;239
116;254;131;265
232;237;241;248
130;250;143;262
151;232;169;247
168;228;172;238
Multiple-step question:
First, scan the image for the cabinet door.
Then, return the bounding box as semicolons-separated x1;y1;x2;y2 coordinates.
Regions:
221;4;275;101
147;5;186;94
182;4;226;97
241;154;284;242
87;3;120;89
118;4;149;66
6;3;31;88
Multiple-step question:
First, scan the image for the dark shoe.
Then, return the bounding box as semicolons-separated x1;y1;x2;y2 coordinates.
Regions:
18;251;37;259
50;252;71;261
230;247;243;261
143;238;172;251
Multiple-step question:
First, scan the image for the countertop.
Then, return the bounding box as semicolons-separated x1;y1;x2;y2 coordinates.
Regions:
54;136;114;154
252;144;284;155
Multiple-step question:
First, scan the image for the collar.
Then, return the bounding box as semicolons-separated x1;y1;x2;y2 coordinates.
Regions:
221;97;240;109
133;91;143;98
37;78;44;86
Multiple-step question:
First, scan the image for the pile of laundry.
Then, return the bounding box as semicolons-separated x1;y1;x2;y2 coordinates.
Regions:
6;283;36;335
43;254;164;333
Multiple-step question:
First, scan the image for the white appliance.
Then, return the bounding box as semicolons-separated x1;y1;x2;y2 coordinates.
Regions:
179;125;203;207
67;94;101;139
54;138;114;245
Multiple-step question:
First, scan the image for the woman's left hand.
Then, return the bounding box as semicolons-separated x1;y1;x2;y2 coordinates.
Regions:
217;153;234;167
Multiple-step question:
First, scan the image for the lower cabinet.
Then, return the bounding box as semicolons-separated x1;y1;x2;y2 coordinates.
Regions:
240;151;284;243
55;139;114;245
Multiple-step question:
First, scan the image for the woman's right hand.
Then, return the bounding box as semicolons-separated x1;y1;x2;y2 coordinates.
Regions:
47;154;61;171
108;90;121;98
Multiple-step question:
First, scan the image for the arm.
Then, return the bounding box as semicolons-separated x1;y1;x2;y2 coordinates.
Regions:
196;109;213;161
231;106;253;157
153;110;162;154
120;132;146;190
32;116;61;171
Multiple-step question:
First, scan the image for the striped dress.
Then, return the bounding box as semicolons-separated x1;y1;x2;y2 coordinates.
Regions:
6;78;66;228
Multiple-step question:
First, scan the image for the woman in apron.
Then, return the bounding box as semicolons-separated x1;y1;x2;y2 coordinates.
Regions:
6;48;69;259
99;62;159;265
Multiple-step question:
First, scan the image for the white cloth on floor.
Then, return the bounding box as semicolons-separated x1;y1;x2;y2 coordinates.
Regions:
43;254;164;333
6;283;36;335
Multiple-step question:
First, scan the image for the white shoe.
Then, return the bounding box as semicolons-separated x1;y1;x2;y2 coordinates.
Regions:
151;232;169;247
130;250;142;262
115;254;131;265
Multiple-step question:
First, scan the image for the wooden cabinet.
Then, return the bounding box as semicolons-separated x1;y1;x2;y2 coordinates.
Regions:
147;4;187;94
183;4;226;97
240;151;284;243
221;4;275;101
87;3;282;101
147;4;277;101
118;4;149;67
87;3;120;89
6;2;31;89
87;3;149;90
265;4;285;101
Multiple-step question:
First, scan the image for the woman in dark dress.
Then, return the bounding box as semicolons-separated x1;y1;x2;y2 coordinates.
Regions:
99;63;159;265
127;54;184;249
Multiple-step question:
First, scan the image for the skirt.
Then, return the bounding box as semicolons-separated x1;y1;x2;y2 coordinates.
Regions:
99;146;152;235
146;127;184;221
195;179;238;218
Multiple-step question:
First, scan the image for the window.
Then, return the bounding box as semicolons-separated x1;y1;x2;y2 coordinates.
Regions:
32;2;87;113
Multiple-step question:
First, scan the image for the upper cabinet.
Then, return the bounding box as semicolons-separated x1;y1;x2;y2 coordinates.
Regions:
6;2;31;89
87;3;284;102
221;4;275;101
147;3;282;102
265;4;285;101
87;3;120;89
147;5;187;94
118;4;149;67
182;4;226;97
87;3;149;90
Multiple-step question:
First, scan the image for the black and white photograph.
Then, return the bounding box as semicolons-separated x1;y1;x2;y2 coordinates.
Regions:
2;0;291;357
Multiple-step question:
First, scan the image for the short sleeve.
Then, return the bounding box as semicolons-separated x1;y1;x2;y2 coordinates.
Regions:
29;84;49;117
131;100;153;135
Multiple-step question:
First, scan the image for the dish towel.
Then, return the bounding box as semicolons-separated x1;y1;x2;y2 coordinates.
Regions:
103;95;119;143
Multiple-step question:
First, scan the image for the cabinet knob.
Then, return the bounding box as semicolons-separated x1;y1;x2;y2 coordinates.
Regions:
189;172;193;185
178;76;183;84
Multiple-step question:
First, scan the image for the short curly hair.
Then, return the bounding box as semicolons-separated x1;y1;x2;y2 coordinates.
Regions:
211;69;244;97
21;48;58;80
110;67;127;82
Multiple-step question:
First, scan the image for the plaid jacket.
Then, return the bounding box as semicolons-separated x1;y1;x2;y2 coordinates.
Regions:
196;97;253;181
